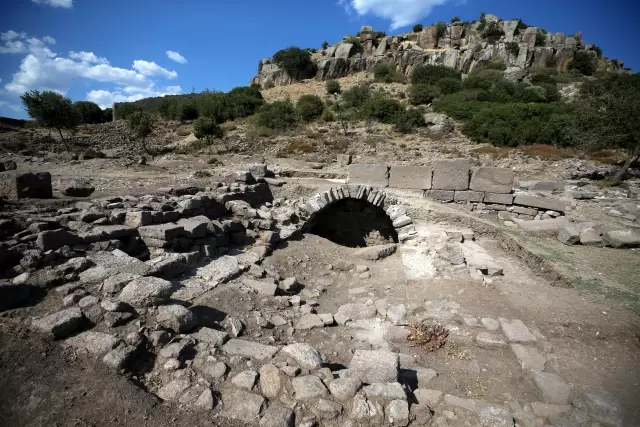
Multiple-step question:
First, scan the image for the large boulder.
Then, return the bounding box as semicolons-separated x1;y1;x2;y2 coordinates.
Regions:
61;179;95;197
602;230;640;248
0;171;52;200
156;304;198;333
118;276;172;307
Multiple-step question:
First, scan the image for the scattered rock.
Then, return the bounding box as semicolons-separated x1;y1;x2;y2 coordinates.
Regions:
61;179;95;197
292;375;328;400
329;377;362;401
312;399;343;420
231;370;258;390
387;399;410;426
349;350;399;383
259;363;282;398
499;318;536;343
602;230;640;248
32;307;85;339
530;371;571;404
156;304;198;333
192;327;229;347
65;331;119;355
572;393;623;427
118;276;172;307
259;403;295;427
220;389;266;422
295;313;324;330
354;244;397;261
281;343;323;369
222;338;278;360
478;405;514;427
476;332;507;349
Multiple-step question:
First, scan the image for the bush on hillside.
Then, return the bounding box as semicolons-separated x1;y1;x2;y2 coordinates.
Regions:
73;101;104;125
435;77;462;94
413;24;423;33
514;19;528;34
326;79;341;95
435;21;447;38
535;30;547;46
296;95;324;122
411;64;461;85
394;108;426;133
451;16;461;23
322;41;329;50
227;85;264;119
409;84;441;105
180;102;199;121
103;108;112;123
193;116;223;141
321;108;334;122
373;63;405;83
256;100;297;129
273;46;317;80
506;42;520;56
569;51;596;76
342;84;371;108
361;94;404;124
462;69;505;91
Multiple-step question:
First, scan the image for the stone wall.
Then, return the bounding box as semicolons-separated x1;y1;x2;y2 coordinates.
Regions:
348;161;567;218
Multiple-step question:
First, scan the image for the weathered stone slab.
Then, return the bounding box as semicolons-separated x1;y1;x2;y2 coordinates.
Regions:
470;167;514;193
243;279;278;296
138;223;184;240
282;343;322;369
514;194;567;212
32;307;84;339
349;350;399;383
454;190;484;202
65;331;120;355
510;344;546;371
124;211;152;228
353;244;396;261
572;393;624;427
499;318;537;343
191;327;229;347
222;338;278;360
337;154;352;165
432;159;470;190
0;171;52;200
514;218;570;234
36;229;81;251
292;375;328;400
483;192;514;205
389;165;432;190
425;190;455;202
348;164;389;188
602;230;640;248
530;371;570;404
118;276;172;307
220;389;266;423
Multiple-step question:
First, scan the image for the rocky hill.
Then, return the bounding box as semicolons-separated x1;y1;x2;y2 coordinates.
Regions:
251;13;626;88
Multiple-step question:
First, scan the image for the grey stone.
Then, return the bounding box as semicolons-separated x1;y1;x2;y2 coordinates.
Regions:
510;344;546;371
557;225;581;245
531;371;570;404
32;307;84;339
337;154;352;165
177;216;210;238
602;230;640;248
476;332;507;349
296;313;324;330
102;272;140;295
389;165;432;190
499;318;537;343
244;278;278;296
102;344;136;370
231;370;258;390
138;223;184;240
387;400;410;426
530;402;572;418
329;377;362;401
478;405;514;427
425;189;455;202
312;399;343;420
157;379;191;401
413;388;443;407
259;363;282;398
222;338;278;360
0;171;52;200
335;42;355;58
119;276;172;307
351;394;384;421
61;179;95;197
354;244;396;261
349;350;399;383
156;304;198;333
454;190;484;202
292;375;328;400
432;159;470;191
514;194;566;212
318;313;334;326
194;388;215;410
36;229;80;251
337;303;377;322
192;327;229;347
579;228;603;246
363;382;407;400
124;211;152;228
220;389;266;423
227;317;245;337
572;393;623;427
483;192;514;205
470;167;515;193
514;218;570;234
279;277;297;292
65;331;119;355
259;404;295;427
348;164;389;187
282;343;323;369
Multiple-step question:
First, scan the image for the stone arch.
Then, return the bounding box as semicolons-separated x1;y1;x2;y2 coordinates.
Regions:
302;185;417;243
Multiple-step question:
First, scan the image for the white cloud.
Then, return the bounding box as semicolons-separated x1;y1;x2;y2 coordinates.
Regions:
1;30;22;41
42;36;56;45
0;31;56;55
32;0;73;8
166;50;187;64
69;51;109;64
344;0;450;30
87;85;182;109
132;60;177;79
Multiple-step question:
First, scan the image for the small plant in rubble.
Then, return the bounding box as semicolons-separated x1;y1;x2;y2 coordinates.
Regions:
407;323;449;352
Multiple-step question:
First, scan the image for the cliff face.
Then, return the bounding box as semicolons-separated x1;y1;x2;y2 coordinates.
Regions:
251;14;624;88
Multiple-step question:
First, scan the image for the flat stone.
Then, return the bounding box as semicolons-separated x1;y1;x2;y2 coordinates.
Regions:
36;229;80;251
157;379;191;401
259;363;282;398
454;190;484;202
222;338;278;361
102;272;140;295
351;394;383;421
513;194;566;212
413;388;443;407
478;405;513;427
470;167;514;194
602;230;640;248
572;393;623;427
138;223;184;240
191;327;229;347
244;278;278;296
510;344;546;372
194;388;215;410
579;228;603;246
156;304;198;333
220;389;266;423
281;343;323;369
349;350;399;383
32;307;84;339
124;211;152;228
329;377;362;401
363;382;407;400
425;190;455;202
292;375;328;400
557;225;581;245
93;225;135;239
231;370;258;390
65;331;119;355
432;159;470;191
353;244;396;261
481;317;500;331
443;394;486;412
295;313;324;330
531;371;570;404
259;403;295;427
483;192;514;205
337;303;377;322
387;399;410;426
177;216;210;238
476;332;507;349
389;165;432;190
530;402;572;418
312;399;343;420
348;164;389;187
0;171;52;200
499;318;537;343
102;344;136;370
514;218;570;234
118;276;172;307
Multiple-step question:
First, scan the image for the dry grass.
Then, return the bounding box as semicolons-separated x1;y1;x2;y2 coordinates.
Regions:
407;323;449;352
260;72;374;102
175;124;192;137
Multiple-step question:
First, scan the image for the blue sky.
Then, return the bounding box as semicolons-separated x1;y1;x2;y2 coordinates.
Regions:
0;0;637;118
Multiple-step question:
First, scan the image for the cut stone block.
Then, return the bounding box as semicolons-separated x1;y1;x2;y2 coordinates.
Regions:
431;159;470;191
124;211;152;228
389;165;432;190
337;154;352;165
348;164;389;187
530;371;571;404
470;167;514;193
514;218;570;234
425;190;455;202
510;344;546;372
483;192;514;205
32;307;84;339
514;194;567;212
138;223;184;240
36;229;81;251
222;338;278;360
454;191;484;202
556;225;580;245
349;350;399;383
499;318;536;343
602;230;640;248
0;171;52;200
579;228;603;246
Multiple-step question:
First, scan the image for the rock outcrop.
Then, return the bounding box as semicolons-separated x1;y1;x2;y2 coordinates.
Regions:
251;15;624;88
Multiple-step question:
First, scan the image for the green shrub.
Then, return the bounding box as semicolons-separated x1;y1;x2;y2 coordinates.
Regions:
413;24;423;33
394;108;426;133
592;45;603;58
451;16;461;23
102;108;112;123
411;64;461;85
361;94;404;124
519;85;547;103
322;41;329;50
273;46;317;80
482;21;504;38
193;117;223;141
296;95;324;122
321;108;334;122
483;61;507;71
462;69;505;91
409;84;441;105
568;51;596;76
506;42;520;56
73;101;104;125
343;36;362;52
256;100;297;129
373;63;405;83
342;84;371;108
180;102;199;121
435;77;462;94
227;86;264;119
535;30;547;46
435;21;447;38
326;79;341;95
538;83;560;102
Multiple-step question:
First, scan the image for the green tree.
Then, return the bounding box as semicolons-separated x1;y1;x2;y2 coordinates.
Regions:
180;102;199;122
103;108;113;123
568;51;596;76
577;74;640;180
226;86;264;119
20;90;78;151
342;84;371;108
450;17;461;23
326;79;341;95
256;100;297;129
413;24;423;32
73;101;103;127
361;94;404;124
127;111;155;155
193;116;223;143
435;77;462;94
296;95;324;122
411;64;461;85
273;46;317;80
435;21;447;38
321;41;329;50
409;84;441;105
